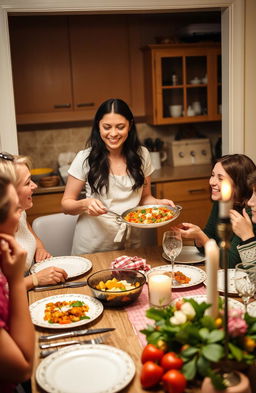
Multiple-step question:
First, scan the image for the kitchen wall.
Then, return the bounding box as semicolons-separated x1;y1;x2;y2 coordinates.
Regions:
18;122;221;170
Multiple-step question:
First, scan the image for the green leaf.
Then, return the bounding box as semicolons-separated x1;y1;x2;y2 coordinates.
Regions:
199;328;209;341
201;315;216;330
208;370;227;390
228;342;244;361
202;343;224;362
207;329;224;343
70;301;85;307
182;356;197;380
80;316;90;320
181;346;199;358
197;355;210;376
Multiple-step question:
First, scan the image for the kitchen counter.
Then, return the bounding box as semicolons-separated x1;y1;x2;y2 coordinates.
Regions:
34;164;212;195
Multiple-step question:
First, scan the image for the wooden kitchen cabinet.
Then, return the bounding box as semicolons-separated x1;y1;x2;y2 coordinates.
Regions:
26;192;63;225
143;43;221;125
9;15;132;125
156;178;212;245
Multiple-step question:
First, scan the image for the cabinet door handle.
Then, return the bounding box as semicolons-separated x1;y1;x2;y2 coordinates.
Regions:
76;102;95;108
54;104;71;109
188;188;207;194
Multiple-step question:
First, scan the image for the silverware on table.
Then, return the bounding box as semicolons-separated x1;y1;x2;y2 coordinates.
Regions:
34;280;88;291
39;327;115;342
40;336;104;358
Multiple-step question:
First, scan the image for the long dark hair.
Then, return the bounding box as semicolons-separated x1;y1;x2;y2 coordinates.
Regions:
86;98;144;194
0;175;11;224
217;154;256;208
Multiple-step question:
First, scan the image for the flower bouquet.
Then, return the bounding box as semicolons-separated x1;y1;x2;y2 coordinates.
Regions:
141;297;256;390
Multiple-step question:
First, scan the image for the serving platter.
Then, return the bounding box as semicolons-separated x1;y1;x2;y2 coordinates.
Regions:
162;246;206;264
172;294;244;312
30;256;92;279
148;265;207;289
114;204;182;229
29;294;103;329
36;344;135;393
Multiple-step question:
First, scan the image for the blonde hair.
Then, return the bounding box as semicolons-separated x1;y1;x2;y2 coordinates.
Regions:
0;153;32;186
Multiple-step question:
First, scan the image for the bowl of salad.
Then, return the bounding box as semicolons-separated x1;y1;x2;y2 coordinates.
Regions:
87;269;146;307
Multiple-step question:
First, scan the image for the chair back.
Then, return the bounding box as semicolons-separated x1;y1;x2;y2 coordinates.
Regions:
32;213;78;256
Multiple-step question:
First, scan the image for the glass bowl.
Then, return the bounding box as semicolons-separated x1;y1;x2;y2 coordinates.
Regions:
87;269;146;307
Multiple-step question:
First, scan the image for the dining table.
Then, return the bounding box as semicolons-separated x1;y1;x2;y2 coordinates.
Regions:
28;245;254;393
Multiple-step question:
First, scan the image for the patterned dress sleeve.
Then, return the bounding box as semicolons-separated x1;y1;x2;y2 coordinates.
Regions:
237;237;256;264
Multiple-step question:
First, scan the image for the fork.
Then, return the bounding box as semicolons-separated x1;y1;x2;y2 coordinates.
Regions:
40;336;104;358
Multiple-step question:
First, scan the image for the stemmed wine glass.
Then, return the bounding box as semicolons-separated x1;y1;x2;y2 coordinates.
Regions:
234;262;256;312
162;229;183;281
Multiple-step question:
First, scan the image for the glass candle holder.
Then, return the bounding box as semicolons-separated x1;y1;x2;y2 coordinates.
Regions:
148;271;172;308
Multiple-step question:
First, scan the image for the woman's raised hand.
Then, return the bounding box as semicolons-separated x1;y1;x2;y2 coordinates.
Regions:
0;234;27;281
230;208;254;241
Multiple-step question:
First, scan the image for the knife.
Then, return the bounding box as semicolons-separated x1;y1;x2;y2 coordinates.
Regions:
39;327;115;342
34;280;87;291
40;336;104;349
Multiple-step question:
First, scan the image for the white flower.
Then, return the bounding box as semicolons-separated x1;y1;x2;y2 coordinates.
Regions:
181;302;196;320
170;310;187;325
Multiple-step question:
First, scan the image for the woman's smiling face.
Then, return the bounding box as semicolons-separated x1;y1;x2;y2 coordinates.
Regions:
99;112;130;152
209;162;234;201
15;164;37;210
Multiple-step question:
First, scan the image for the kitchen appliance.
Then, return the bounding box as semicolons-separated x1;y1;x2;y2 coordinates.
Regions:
168;138;212;167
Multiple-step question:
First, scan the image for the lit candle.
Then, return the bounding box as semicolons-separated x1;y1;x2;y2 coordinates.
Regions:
148;273;172;308
219;179;233;218
205;239;219;318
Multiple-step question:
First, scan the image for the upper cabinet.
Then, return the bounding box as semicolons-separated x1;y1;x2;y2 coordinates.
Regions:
143;43;221;125
8;15;134;125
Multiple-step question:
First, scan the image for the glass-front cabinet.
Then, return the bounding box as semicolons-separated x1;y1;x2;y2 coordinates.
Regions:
143;43;221;125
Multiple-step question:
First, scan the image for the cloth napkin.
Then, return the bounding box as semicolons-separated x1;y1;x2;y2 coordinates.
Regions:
111;255;151;272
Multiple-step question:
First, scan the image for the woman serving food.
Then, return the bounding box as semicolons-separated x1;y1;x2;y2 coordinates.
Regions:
62;98;175;255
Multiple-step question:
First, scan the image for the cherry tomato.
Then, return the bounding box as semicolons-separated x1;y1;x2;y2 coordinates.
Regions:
162;369;187;393
160;352;183;370
141;343;165;364
175;299;184;310
140;361;164;388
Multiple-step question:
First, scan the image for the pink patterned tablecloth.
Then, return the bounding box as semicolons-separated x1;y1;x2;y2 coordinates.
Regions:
126;284;207;347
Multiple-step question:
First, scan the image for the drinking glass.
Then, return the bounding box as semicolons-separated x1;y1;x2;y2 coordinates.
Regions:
162;230;182;280
234;262;256;312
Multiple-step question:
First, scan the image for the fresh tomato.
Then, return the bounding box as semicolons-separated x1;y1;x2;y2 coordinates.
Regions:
175;299;184;310
140;361;164;388
141;343;165;364
160;352;183;370
162;369;187;393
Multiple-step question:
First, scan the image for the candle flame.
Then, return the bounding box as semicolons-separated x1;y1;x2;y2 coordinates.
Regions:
221;179;232;201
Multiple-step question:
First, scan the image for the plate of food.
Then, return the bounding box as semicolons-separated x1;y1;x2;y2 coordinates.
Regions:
162;246;206;264
29;294;103;329
148;265;206;288
30;256;92;279
112;204;182;228
171;294;244;312
217;269;237;295
36;344;135;393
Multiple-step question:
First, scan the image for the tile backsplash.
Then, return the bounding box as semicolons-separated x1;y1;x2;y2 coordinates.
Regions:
18;122;221;170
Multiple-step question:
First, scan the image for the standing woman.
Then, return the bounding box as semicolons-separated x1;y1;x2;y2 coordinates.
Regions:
178;154;256;267
62;98;175;255
0;153;67;289
0;175;34;392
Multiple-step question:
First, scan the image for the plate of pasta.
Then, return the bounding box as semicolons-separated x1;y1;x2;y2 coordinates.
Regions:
29;294;103;329
119;204;182;228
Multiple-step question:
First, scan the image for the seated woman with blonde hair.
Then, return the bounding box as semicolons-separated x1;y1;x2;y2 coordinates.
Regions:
0;174;34;392
0;152;67;290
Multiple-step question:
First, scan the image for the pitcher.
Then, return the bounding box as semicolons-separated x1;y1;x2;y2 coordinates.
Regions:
149;151;167;170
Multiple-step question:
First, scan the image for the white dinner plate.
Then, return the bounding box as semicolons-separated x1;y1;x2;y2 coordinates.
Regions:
36;344;135;393
171;294;244;312
29;294;103;329
148;265;207;289
247;300;256;317
162;246;206;264
30;256;92;279
217;269;237;295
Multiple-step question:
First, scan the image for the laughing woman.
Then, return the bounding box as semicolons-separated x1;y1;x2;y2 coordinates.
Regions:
0;175;34;393
62;98;175;255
